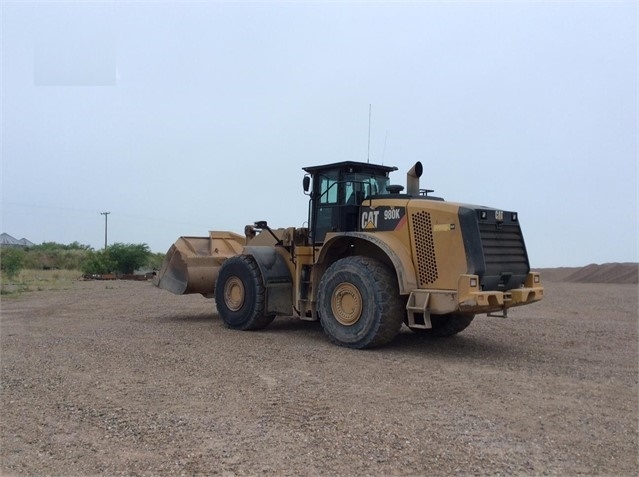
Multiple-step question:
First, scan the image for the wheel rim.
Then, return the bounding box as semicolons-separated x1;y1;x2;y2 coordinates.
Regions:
331;282;363;326
224;277;245;312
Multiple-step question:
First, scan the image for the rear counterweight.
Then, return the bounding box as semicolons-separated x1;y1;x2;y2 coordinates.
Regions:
458;207;530;291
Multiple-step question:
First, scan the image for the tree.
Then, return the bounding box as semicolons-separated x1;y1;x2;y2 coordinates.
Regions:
81;250;115;275
147;252;166;271
1;248;25;279
80;243;152;276
23;242;93;270
32;241;91;251
107;243;151;275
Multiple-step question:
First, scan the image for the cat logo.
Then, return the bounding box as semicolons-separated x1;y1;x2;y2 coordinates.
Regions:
360;206;405;231
361;210;380;229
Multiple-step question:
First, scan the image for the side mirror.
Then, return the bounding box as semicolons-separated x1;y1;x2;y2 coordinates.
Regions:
303;175;311;192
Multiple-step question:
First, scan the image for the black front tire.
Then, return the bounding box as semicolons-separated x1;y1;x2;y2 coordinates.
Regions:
215;255;275;330
318;256;404;349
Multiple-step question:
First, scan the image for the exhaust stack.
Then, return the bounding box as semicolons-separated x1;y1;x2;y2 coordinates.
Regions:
406;161;423;197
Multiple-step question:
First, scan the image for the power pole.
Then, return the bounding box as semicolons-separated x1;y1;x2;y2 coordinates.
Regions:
100;212;110;250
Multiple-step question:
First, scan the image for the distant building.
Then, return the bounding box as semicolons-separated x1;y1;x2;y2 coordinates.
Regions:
0;233;34;248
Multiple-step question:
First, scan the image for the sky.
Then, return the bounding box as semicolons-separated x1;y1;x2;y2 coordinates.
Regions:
1;1;637;268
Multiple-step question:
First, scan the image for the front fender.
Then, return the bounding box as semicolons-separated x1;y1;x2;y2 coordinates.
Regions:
243;246;293;316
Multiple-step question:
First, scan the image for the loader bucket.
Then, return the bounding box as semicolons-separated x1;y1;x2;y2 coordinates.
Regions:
154;231;245;296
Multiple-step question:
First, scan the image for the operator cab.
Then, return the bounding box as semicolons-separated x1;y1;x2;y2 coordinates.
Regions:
303;161;398;244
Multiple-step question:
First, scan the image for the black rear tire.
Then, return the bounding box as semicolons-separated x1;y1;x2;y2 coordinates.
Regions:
215;255;275;330
408;313;475;337
318;256;404;349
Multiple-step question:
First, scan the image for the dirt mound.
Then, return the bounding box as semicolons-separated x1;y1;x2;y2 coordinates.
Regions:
562;263;638;284
535;267;580;283
536;263;638;284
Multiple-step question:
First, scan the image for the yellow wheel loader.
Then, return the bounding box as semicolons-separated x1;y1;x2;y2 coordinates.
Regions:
155;161;543;348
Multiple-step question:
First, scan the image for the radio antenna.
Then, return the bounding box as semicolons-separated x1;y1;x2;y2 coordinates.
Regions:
382;130;388;164
367;104;371;163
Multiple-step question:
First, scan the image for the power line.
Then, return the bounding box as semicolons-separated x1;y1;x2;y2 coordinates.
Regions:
2;201;99;215
3;202;211;228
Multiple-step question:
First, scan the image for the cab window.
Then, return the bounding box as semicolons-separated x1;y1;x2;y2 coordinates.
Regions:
343;173;391;203
319;176;338;204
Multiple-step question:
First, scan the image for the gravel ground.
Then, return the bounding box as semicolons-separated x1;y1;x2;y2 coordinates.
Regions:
1;279;637;476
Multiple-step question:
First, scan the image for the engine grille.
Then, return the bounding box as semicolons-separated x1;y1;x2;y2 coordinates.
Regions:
478;223;529;277
412;211;438;285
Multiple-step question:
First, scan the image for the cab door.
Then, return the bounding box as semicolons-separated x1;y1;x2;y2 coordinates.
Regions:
312;172;340;244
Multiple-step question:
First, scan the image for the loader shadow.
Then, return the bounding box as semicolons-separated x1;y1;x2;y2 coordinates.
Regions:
158;312;325;333
157;311;315;328
157;311;218;323
261;317;326;341
385;327;525;361
264;318;525;362
156;313;522;361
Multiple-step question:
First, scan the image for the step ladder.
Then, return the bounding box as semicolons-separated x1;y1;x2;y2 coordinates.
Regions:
405;290;432;329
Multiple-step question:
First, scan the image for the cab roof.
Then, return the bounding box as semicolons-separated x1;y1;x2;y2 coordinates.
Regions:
302;161;398;175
